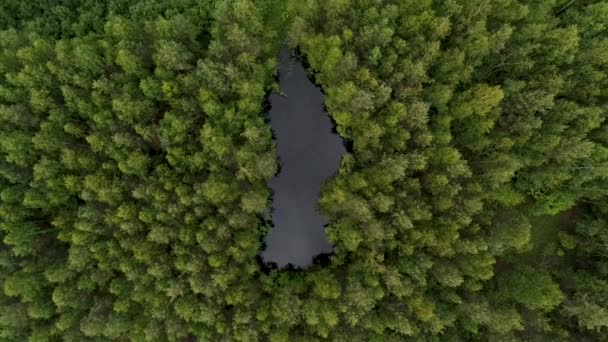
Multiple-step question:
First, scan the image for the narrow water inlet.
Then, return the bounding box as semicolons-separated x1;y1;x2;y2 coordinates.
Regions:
260;48;346;268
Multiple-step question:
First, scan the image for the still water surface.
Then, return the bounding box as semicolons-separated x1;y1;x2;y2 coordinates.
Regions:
260;49;346;268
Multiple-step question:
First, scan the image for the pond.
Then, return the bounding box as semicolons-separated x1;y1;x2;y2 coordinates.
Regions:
260;48;346;268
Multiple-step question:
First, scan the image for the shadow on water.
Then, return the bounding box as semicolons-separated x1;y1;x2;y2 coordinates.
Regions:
258;47;347;270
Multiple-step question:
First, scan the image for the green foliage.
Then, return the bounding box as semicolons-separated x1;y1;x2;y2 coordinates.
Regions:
499;265;564;311
0;0;607;340
0;1;281;340
287;0;608;339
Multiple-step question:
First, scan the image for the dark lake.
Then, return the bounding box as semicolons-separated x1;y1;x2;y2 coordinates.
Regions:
260;48;346;268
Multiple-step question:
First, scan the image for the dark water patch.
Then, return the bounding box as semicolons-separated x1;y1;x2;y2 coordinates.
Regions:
260;48;346;268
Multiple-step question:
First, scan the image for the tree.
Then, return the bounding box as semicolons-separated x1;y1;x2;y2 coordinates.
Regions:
499;265;564;311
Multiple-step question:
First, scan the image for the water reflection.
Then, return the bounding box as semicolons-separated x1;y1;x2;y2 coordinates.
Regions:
260;48;346;268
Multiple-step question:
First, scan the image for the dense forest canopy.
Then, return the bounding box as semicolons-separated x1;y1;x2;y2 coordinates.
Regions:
0;0;607;340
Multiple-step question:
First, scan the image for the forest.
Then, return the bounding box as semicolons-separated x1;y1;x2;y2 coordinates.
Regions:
0;0;607;340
